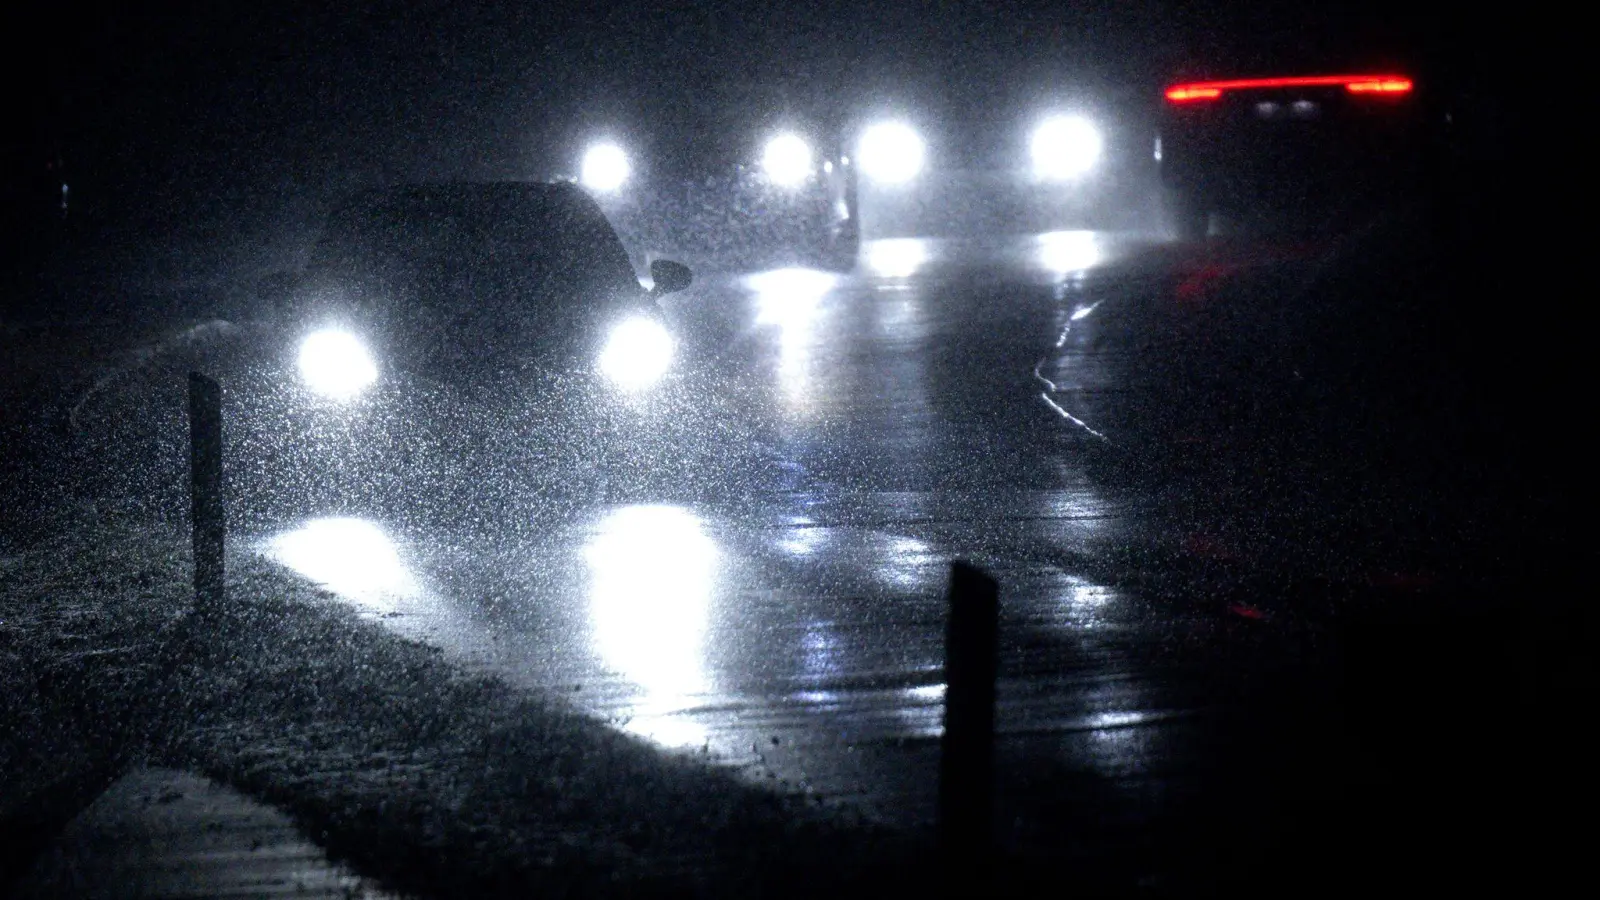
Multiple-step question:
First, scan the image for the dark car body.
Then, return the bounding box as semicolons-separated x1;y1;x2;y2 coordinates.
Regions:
1157;73;1432;238
291;181;657;375
1036;216;1522;575
1;137;72;281
69;182;742;529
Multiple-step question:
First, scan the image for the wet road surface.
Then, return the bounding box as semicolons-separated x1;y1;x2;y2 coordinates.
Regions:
244;233;1361;875
11;228;1553;890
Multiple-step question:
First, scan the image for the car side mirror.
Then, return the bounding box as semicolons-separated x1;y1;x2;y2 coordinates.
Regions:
649;259;693;297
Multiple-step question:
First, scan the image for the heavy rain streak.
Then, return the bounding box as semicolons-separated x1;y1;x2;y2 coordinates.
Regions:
0;2;1564;899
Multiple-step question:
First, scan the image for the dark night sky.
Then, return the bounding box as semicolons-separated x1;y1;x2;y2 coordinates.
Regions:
4;0;1466;277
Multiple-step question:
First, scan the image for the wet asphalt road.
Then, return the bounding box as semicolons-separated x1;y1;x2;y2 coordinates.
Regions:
243;232;1368;876
10;227;1556;889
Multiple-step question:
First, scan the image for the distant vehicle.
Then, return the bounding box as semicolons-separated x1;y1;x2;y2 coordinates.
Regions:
1156;72;1428;239
838;91;1145;237
274;181;692;399
558;96;860;270
1034;215;1512;575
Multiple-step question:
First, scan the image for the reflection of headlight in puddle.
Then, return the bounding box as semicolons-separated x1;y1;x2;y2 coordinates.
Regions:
297;329;377;400
748;268;837;327
1038;230;1102;275
747;268;837;412
598;316;674;390
266;517;415;608
585;505;718;744
867;238;928;278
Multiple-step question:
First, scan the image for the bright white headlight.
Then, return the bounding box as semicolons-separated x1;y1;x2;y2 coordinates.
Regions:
1031;115;1102;181
598;316;674;390
858;121;925;185
297;329;377;400
762;132;813;186
581;142;630;192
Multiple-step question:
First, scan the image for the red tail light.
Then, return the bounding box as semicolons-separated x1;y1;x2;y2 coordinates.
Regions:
1346;77;1414;94
1164;74;1414;103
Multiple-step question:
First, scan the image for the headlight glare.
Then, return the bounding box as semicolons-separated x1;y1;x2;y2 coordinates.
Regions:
298;329;377;400
1031;115;1102;181
581;141;630;192
858;121;925;185
598;316;674;390
762;132;813;186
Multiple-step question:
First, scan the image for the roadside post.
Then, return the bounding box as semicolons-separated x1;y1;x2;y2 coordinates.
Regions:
939;560;1000;884
188;371;224;611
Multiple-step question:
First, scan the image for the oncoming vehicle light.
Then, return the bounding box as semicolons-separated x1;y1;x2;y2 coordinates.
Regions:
581;141;630;192
762;132;813;186
858;121;925;185
1031;115;1102;181
598;316;674;391
297;329;377;400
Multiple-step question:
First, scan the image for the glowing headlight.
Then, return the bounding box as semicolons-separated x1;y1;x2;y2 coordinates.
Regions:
1030;115;1102;181
858;121;925;185
581;142;630;193
598;316;674;390
762;132;813;187
297;329;377;400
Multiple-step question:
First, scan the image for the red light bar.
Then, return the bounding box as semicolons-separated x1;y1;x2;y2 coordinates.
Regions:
1346;77;1414;93
1164;74;1414;103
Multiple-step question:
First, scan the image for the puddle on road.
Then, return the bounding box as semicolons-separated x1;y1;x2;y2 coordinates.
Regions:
255;506;964;762
266;517;419;611
256;501;1170;825
582;505;718;747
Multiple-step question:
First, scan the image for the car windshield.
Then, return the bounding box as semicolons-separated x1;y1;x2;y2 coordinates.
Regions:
2;3;1552;899
310;184;640;307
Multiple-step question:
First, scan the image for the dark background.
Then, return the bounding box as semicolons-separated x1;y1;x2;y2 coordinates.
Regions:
3;0;1506;287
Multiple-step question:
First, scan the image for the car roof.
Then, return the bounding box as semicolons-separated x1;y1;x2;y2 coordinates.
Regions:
314;181;639;297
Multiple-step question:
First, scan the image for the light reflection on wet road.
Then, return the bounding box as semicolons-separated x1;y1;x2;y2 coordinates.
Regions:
258;233;1300;835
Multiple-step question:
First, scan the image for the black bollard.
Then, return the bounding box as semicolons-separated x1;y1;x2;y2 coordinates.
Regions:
188;372;224;611
939;560;1000;881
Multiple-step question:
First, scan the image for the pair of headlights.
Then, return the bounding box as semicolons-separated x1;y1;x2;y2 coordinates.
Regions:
580;133;817;193
859;116;1103;184
578;114;1103;193
295;318;676;400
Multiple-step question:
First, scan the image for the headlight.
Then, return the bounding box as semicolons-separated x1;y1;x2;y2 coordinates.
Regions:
762;132;813;187
598;316;674;390
1030;115;1102;181
858;121;925;185
581;141;630;192
298;329;377;400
